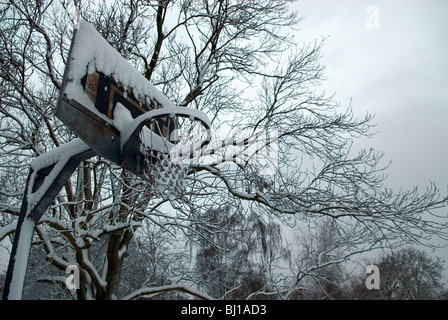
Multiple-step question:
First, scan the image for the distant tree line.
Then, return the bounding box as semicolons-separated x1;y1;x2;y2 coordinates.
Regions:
1;209;446;300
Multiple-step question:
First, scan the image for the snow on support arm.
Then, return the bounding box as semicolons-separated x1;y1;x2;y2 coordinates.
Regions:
2;139;94;300
27;138;91;215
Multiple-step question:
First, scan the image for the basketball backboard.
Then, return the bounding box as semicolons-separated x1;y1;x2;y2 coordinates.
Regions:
56;21;177;177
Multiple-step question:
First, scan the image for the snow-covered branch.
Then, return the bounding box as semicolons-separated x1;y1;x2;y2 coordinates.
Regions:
123;284;214;300
197;164;295;215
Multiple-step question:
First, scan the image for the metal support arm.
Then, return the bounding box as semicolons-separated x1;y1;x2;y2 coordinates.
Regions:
2;139;95;300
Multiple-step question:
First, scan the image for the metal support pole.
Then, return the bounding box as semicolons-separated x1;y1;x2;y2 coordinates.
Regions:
2;139;95;300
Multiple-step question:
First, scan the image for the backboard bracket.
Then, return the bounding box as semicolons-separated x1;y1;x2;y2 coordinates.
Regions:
56;97;121;164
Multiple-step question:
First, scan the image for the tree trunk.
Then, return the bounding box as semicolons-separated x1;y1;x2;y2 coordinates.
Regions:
99;229;133;299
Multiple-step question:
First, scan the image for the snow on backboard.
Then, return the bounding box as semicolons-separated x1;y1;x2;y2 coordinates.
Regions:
56;21;176;167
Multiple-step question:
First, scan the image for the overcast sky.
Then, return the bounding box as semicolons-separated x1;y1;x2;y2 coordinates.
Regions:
293;0;448;267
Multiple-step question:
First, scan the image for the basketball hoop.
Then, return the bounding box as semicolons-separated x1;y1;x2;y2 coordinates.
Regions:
118;105;211;200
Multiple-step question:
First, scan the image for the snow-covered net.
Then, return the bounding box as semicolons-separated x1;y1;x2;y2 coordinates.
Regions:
141;146;189;200
137;113;211;200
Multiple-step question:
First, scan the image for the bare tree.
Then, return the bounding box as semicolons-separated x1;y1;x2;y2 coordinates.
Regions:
189;206;284;300
1;0;447;300
289;218;350;299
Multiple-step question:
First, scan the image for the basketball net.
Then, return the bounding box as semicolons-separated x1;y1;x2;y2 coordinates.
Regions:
137;114;209;200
